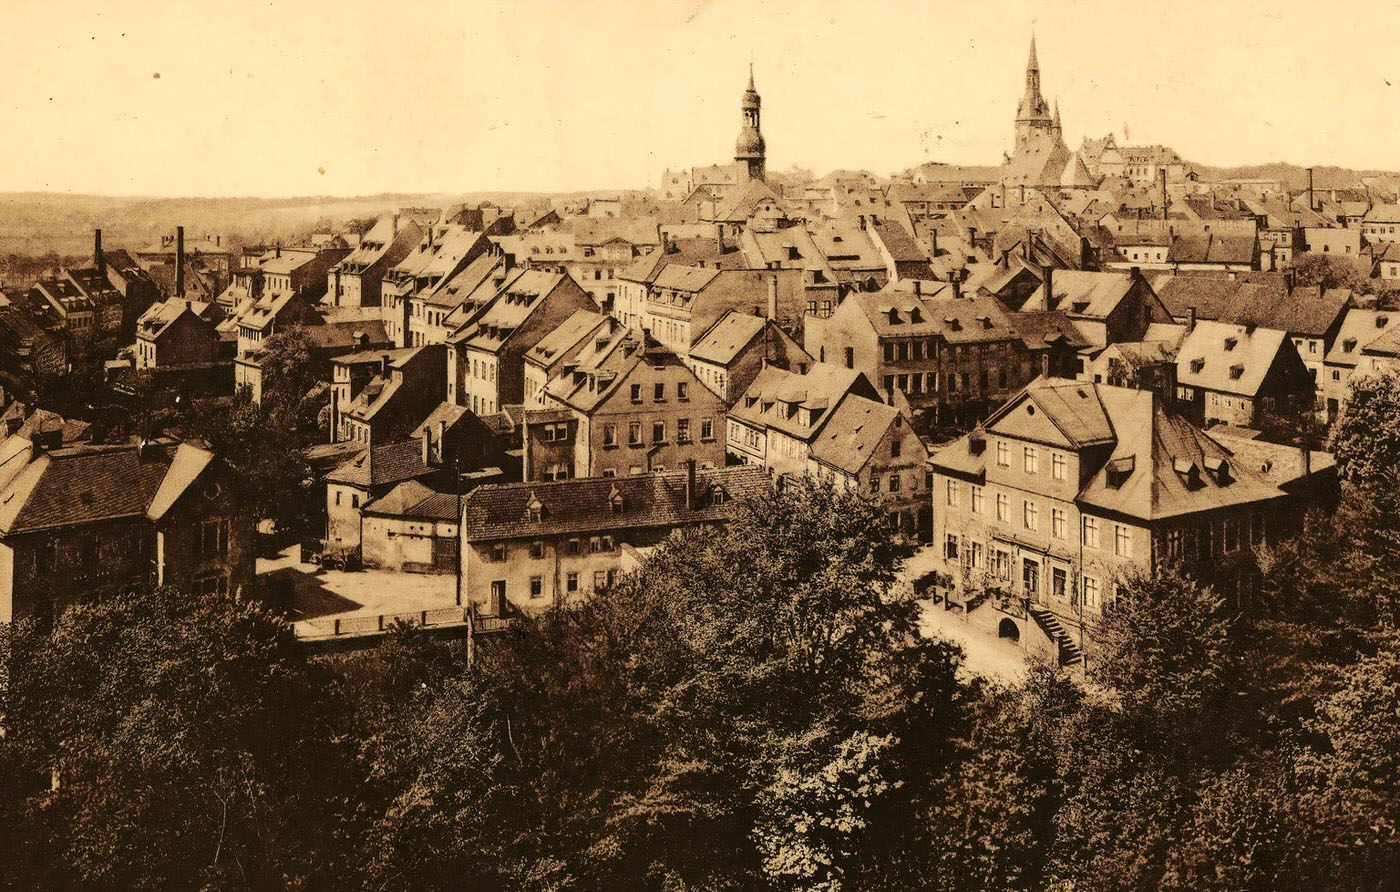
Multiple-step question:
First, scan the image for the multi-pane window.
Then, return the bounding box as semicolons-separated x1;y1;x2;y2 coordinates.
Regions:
566;572;579;593
529;576;544;598
996;492;1009;522
971;485;984;514
889;473;901;493
602;423;617;446
1052;452;1066;481
628;422;643;446
970;541;984;569
652;421;667;444
1114;524;1132;557
944;533;959;561
996;440;1009;466
945;479;959;507
1023;446;1038;474
1082;575;1099;609
1082;516;1100;548
677;418;692;445
1051;508;1066;539
1023;500;1038;531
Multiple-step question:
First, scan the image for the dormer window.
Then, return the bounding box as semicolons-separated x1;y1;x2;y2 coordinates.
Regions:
1224;337;1238;351
887;308;901;325
1379;316;1390;328
1105;455;1135;489
608;483;624;514
1344;338;1358;353
1229;364;1244;380
908;307;923;324
1190;358;1205;373
524;494;545;523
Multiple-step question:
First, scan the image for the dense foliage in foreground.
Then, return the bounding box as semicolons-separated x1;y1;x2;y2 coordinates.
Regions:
4;375;1400;889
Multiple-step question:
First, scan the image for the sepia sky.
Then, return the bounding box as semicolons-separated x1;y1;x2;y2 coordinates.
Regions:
3;0;1400;197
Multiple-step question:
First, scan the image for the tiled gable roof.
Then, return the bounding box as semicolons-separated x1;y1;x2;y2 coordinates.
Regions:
463;465;767;541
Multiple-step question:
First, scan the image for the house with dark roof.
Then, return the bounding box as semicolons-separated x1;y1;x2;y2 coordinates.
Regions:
447;268;596;417
806;394;931;540
523;309;614;407
686;307;812;404
326;213;429;308
323;438;438;555
1017;267;1172;347
1321;308;1399;422
726;362;882;479
533;331;726;480
461;463;768;616
134;297;221;369
360;479;461;574
332;344;446;446
1174;320;1315;429
930;379;1326;664
0;438;254;624
803;280;1048;418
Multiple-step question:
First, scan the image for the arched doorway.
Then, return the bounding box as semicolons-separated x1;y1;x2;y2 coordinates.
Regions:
998;618;1021;643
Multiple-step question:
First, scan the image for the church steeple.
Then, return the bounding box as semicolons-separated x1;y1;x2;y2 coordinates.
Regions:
735;65;766;182
1014;31;1056;153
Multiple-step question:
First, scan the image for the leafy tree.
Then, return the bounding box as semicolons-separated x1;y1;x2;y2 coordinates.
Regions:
2;585;352;890
1092;568;1237;761
1291;252;1374;294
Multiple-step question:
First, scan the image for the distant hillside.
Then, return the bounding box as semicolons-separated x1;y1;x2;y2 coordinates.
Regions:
0;189;615;259
1189;162;1400;190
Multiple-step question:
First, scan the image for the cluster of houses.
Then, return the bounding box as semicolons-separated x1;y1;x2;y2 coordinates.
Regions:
1;35;1392;665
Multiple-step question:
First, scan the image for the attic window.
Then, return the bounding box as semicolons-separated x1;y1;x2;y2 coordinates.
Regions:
908;307;923;324
1224;337;1238;351
1344;338;1358;353
1105;455;1135;489
888;308;901;324
944;316;961;332
1379;316;1391;328
608;484;624;514
524;494;545;523
1229;364;1244;380
1071;301;1090;314
1205;456;1231;484
1173;457;1203;489
1190;358;1205;373
711;487;728;506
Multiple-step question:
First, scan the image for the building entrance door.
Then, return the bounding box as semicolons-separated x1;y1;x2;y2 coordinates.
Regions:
1021;557;1040;600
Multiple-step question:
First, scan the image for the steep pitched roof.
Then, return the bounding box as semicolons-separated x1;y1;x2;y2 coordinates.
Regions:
808;396;916;476
1176;320;1290;396
325;439;433;488
0;442;179;535
688;309;766;366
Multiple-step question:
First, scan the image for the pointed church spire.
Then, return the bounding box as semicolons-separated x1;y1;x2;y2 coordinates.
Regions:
1053;98;1061;127
1027;31;1039;72
748;61;755;91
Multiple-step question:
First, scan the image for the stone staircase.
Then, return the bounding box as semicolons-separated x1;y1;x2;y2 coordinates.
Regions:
1029;606;1083;666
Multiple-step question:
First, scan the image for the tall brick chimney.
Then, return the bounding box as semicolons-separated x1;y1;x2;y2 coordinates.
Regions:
1160;169;1169;222
94;229;105;281
175;226;185;298
1307;167;1316;211
767;272;778;321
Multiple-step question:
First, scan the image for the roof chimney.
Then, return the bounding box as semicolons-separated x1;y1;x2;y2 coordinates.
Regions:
94;229;105;281
767;273;778;321
392;213;400;236
1041;264;1054;307
176;226;185;298
1160;169;1169;221
1307;167;1315;211
715;223;725;254
1188;305;1197;331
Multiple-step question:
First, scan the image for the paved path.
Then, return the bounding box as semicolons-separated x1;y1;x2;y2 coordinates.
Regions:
258;546;457;631
898;545;1031;684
